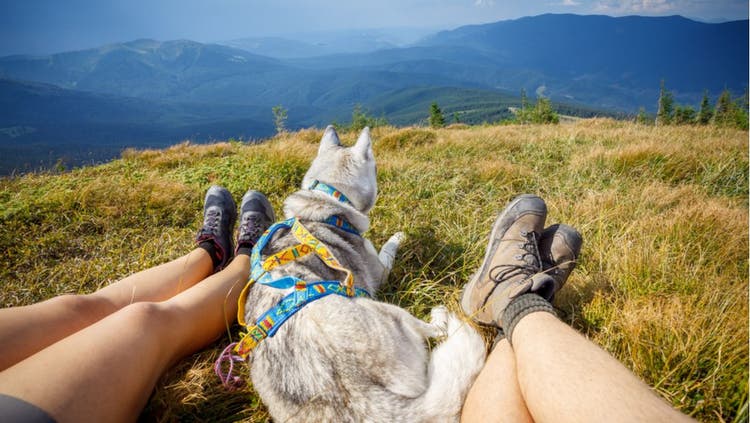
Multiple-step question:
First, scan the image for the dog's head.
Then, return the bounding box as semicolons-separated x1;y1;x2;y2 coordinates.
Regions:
301;125;377;213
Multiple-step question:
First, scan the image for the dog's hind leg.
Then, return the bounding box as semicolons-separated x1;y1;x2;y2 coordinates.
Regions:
378;232;405;274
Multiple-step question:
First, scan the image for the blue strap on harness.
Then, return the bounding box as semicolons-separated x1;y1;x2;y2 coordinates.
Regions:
253;282;370;339
321;215;360;236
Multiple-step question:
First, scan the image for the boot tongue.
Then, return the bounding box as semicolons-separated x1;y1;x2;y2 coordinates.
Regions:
519;230;542;267
489;272;556;325
529;273;556;302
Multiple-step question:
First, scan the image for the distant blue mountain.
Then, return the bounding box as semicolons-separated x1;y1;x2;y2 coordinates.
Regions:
222;37;334;59
279;14;748;111
0;39;287;102
0;39;470;109
1;15;745;112
0;14;747;174
221;28;435;58
418;14;748;108
0;78;275;173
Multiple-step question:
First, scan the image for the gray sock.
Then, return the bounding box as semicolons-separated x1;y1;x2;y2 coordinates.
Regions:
503;293;556;346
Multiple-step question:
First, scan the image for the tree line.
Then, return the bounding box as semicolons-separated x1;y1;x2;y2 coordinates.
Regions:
428;90;560;128
269;81;747;134
643;80;749;130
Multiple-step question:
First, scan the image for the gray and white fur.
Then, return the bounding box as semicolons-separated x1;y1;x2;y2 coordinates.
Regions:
242;126;486;422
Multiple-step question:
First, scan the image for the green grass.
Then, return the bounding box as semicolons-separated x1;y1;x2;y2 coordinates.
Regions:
1;120;747;422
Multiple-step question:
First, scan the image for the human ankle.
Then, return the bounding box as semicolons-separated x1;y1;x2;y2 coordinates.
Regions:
236;244;253;257
503;293;556;346
198;241;222;270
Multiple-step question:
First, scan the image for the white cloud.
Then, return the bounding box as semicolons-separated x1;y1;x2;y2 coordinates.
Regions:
474;0;496;7
547;0;581;7
595;0;675;14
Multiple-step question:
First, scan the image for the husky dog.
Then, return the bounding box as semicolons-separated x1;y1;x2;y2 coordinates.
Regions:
242;126;486;422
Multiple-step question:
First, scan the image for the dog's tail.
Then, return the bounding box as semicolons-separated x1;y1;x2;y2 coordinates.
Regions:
407;311;487;423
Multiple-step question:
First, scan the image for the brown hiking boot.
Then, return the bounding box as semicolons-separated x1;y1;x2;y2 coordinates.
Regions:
461;194;555;327
536;224;583;302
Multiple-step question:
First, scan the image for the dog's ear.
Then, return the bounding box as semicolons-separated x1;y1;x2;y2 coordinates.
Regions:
319;125;341;154
352;127;372;160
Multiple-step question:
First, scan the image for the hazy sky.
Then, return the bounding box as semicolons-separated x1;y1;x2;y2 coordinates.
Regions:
1;0;747;56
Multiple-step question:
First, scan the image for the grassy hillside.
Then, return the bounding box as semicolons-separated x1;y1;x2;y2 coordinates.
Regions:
365;86;617;126
0;120;747;422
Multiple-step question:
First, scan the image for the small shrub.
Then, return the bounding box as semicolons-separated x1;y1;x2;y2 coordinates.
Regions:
350;104;387;131
272;105;288;134
515;96;559;124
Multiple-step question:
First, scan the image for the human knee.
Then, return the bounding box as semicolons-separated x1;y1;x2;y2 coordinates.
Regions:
119;302;169;326
120;302;187;336
51;294;117;322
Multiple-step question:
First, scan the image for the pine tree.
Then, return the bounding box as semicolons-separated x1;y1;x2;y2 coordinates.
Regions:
672;105;696;125
713;90;734;127
516;89;532;123
272;105;288;134
351;104;369;131
697;90;713;125
636;107;649;125
656;79;674;125
429;102;445;128
734;90;749;130
533;97;559;124
520;89;529;110
515;96;559;124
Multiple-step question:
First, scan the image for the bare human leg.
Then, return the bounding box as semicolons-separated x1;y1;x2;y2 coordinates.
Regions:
0;248;213;371
461;308;695;423
511;311;694;423
0;254;249;423
462;337;533;423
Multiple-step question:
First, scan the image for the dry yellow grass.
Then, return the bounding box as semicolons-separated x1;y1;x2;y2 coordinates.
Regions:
0;119;746;421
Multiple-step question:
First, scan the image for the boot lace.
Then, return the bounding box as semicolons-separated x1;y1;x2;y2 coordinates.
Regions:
197;209;221;239
238;213;264;246
488;230;543;284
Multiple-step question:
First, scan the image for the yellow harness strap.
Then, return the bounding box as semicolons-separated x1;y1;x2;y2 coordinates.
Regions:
236;218;356;331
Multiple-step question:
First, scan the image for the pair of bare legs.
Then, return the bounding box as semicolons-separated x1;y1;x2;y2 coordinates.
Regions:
0;248;249;422
0;242;693;422
462;311;694;422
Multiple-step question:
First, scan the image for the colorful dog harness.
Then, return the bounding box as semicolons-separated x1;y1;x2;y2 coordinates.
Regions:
234;217;370;355
215;181;368;388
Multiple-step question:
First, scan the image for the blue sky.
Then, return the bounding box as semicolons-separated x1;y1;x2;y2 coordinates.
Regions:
1;0;747;56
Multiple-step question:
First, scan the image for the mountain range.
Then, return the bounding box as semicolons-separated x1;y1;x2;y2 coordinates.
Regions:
0;14;747;174
222;27;435;58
